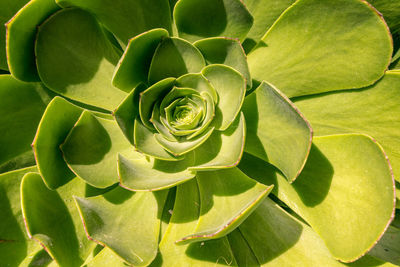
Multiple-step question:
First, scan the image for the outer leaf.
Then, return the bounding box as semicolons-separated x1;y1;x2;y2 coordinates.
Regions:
56;0;172;45
189;112;246;170
148;37;205;85
35;8;127;110
6;0;60;81
112;29;169;91
21;173;98;267
194;37;252;88
177;168;273;244
61;111;133;188
0;167;45;267
75;187;168;266
227;229;259;266
156;179;237;266
369;226;400;265
0;0;28;70
248;0;392;97
202;64;246;131
174;0;253;42
86;247;127;267
32;97;83;189
242;82;312;182
118;152;195;191
239;134;395;262
294;72;400;181
0;75;49;167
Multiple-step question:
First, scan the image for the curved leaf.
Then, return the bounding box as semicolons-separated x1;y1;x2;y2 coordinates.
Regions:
248;0;392;97
36;8;127;110
175;73;218;103
242;82;312;182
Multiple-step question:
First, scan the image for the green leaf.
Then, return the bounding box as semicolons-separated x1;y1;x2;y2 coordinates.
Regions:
61;111;134;188
156;179;237;266
75;187;168;266
21;173;98;267
148;37;205;85
194;37;252;88
86;247;128;267
202;64;246;131
35;8;127;110
190;112;246;170
294;72;400;182
174;0;253;42
177;167;273;244
113;84;147;145
242;0;295;48
134;118;182;161
227;229;259;266
32;97;83;189
248;0;392;97
0;167;45;267
0;150;36;174
118;152;195;191
0;0;29;70
6;0;60;81
56;0;172;45
112;29;169;91
175;73;218;103
239;134;395;262
0;75;48;167
369;226;400;265
242;82;312;182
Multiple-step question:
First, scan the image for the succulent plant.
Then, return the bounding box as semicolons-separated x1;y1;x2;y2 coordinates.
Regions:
0;0;400;266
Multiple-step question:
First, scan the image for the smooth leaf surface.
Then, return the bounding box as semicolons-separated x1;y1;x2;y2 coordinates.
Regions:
194;37;251;88
242;82;312;182
36;8;127;110
21;173;98;267
61;111;133;188
178;168;273;244
75;187;168;266
227;229;259;266
239;134;395;262
118;152;195;191
112;29;169;91
174;0;253;42
6;0;60;81
33;96;83;189
86;247;127;267
156;179;237;266
294;72;400;181
148;37;205;85
248;0;392;97
175;73;218;103
202;65;246;131
0;75;49;167
369;226;400;265
56;0;172;45
190;113;245;170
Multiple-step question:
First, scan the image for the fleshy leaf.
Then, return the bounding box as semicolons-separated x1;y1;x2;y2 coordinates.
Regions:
56;0;172;45
175;73;218;103
35;8;127;110
118;152;195;191
113;84;147;144
0;75;48;167
239;134;395;262
33;97;83;189
6;0;60;81
148;37;205;85
242;82;312;182
74;187;168;266
294;72;400;182
61;111;133;188
134;118;182;161
227;229;259;266
0;0;29;70
174;0;253;42
21;173;98;267
86;247;128;267
202;64;246;130
177;168;273;244
112;29;169;91
194;37;251;88
156;179;237;266
190;112;245;170
248;0;392;97
369;226;400;265
0;167;45;267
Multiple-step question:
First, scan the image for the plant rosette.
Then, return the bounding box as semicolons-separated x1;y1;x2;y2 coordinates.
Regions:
0;0;399;266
